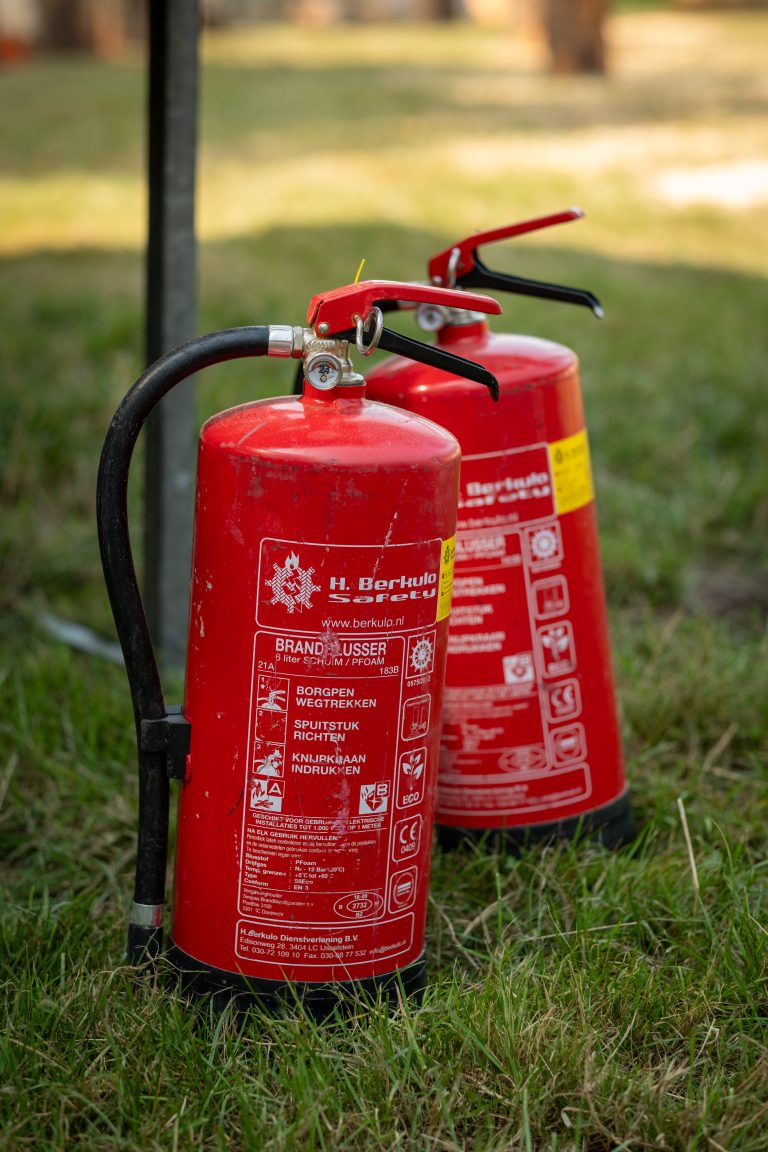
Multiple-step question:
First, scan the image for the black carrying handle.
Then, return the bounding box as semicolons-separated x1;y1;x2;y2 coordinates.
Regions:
292;323;500;399
457;259;603;318
97;326;270;963
375;327;500;398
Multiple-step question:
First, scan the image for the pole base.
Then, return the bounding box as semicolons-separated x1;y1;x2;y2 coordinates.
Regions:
436;789;635;854
165;941;426;1018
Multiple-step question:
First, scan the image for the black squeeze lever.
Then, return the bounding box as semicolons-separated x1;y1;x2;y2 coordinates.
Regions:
291;324;500;399
319;325;500;402
378;326;500;400
458;262;603;318
429;209;604;318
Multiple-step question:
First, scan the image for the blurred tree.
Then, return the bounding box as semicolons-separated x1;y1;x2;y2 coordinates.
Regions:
540;0;609;73
427;0;462;16
37;0;144;54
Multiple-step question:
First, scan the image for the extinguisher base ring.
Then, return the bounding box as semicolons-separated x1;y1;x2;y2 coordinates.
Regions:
436;788;635;855
164;940;426;1018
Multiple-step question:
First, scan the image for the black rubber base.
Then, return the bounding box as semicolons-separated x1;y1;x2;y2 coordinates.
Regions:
437;789;635;854
165;941;426;1018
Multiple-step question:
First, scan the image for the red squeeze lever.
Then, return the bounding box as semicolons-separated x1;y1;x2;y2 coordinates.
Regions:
428;208;584;285
428;209;603;317
308;279;501;335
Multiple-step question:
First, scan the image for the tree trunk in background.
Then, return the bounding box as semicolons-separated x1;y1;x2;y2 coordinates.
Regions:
37;0;137;54
429;0;461;17
38;0;87;49
541;0;608;74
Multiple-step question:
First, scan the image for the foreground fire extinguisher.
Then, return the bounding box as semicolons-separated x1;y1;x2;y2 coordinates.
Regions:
97;279;501;1013
364;210;635;851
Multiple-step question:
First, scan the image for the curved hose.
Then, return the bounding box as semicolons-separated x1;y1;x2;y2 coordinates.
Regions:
96;326;271;961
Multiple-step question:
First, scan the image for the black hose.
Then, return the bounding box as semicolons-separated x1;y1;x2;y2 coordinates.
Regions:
292;360;304;395
96;326;271;962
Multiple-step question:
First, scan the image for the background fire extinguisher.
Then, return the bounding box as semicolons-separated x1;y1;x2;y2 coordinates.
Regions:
97;279;501;1014
363;210;635;851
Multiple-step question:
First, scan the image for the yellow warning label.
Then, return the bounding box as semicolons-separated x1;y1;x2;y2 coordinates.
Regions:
550;428;594;515
437;535;456;621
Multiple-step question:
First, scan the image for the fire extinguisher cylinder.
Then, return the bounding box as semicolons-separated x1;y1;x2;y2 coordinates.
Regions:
97;281;501;1014
364;213;635;853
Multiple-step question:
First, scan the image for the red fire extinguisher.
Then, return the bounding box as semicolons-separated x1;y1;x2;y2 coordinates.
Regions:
364;210;635;851
97;279;501;1013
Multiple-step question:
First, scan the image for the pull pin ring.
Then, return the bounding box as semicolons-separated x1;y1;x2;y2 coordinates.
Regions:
355;307;384;357
446;247;462;289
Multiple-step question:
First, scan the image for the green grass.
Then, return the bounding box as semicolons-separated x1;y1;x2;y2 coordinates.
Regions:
1;9;767;1149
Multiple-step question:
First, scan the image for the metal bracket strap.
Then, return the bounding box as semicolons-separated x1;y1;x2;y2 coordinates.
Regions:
140;706;191;780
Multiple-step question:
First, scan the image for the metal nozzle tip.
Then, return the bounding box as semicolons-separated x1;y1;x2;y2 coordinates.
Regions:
594;304;605;320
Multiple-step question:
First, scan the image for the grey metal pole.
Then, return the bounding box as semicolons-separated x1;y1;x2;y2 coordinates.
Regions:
144;0;200;668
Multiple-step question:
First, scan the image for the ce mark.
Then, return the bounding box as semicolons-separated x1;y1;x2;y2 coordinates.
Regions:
393;814;422;862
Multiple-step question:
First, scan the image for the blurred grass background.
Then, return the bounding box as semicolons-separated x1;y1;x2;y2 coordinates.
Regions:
1;5;767;1149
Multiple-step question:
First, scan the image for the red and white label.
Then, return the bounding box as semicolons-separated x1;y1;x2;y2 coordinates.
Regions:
457;444;554;532
439;444;592;819
257;538;442;633
236;537;445;971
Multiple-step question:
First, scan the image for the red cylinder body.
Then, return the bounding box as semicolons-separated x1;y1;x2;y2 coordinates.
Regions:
170;382;460;999
366;322;632;845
